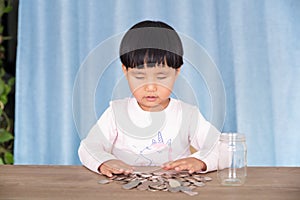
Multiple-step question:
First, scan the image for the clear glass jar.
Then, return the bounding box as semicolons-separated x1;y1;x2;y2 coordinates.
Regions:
217;133;247;186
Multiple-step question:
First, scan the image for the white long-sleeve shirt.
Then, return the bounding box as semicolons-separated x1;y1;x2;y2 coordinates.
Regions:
78;98;221;174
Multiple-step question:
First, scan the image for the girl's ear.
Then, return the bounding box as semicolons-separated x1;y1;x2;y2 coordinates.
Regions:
175;67;181;78
122;64;128;75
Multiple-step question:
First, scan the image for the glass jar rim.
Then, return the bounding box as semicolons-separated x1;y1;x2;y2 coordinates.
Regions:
220;133;246;141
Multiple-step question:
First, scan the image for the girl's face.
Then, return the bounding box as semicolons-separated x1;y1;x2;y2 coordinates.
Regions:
123;64;180;111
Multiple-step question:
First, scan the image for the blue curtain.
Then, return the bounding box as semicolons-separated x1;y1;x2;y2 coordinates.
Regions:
15;0;300;166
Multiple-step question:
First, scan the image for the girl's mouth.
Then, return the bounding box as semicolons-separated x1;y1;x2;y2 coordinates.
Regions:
145;96;157;102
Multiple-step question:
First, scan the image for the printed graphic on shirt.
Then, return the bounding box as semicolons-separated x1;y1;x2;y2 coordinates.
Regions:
133;131;172;166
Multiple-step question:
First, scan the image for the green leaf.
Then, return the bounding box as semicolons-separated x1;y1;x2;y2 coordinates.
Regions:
0;129;13;143
4;84;11;94
0;1;4;13
4;152;13;164
3;6;13;14
0;68;4;77
0;79;4;95
8;77;15;86
0;0;14;166
0;157;4;165
0;95;7;105
2;36;12;41
0;45;5;51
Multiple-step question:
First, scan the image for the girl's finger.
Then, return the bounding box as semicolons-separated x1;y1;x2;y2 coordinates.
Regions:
101;167;113;177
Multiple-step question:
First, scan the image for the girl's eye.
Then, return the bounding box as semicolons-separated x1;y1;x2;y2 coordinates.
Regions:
157;76;167;80
135;76;145;79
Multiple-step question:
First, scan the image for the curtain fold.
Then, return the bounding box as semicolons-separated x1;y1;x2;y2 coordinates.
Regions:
15;0;300;166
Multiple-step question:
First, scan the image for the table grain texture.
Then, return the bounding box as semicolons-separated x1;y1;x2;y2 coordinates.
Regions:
0;165;299;200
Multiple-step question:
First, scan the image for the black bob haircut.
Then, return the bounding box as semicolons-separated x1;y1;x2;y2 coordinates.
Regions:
119;20;184;69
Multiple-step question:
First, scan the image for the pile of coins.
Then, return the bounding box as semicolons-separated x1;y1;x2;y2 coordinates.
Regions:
98;171;212;196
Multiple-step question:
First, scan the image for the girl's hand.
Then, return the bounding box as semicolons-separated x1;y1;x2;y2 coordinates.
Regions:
99;159;134;177
161;157;207;174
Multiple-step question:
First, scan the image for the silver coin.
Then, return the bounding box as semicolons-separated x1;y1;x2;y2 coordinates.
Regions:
182;181;191;187
168;186;181;193
140;173;152;178
114;176;127;181
149;183;167;191
150;175;160;179
191;175;204;182
193;181;206;187
178;173;190;178
122;180;141;190
98;179;112;184
179;186;192;191
204;176;212;181
116;180;129;184
188;185;197;190
185;177;196;183
147;188;158;192
124;177;134;182
168;179;181;188
137;184;148;191
162;173;173;179
181;189;199;196
153;172;165;176
99;171;212;196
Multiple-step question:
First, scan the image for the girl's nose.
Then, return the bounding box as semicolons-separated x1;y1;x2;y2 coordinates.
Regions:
145;83;157;92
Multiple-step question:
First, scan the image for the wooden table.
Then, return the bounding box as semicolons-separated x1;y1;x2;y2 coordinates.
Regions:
0;165;299;200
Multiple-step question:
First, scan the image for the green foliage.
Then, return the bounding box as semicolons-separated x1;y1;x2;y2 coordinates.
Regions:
0;0;14;164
